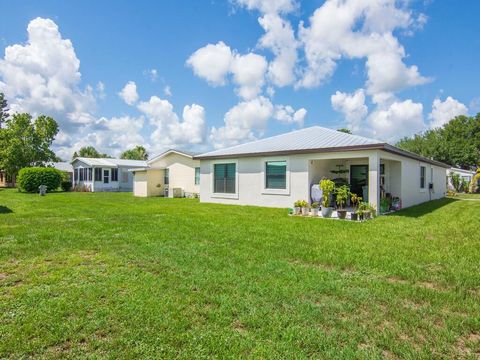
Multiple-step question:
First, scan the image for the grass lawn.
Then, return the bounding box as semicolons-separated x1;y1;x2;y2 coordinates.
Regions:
451;193;480;200
0;189;479;359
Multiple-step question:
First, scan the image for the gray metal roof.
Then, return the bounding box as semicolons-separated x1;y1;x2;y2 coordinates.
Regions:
72;157;147;167
196;126;385;159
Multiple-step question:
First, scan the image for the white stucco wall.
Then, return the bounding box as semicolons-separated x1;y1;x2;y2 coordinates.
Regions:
199;149;447;210
133;169;164;197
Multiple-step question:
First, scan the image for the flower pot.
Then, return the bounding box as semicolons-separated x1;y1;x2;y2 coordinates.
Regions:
321;207;333;218
293;207;301;215
311;208;319;216
350;212;358;221
302;207;310;216
358;213;364;221
364;211;371;220
337;209;347;220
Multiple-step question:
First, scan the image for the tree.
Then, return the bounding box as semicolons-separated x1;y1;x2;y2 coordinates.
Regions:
0;113;59;177
337;128;352;134
0;92;9;129
396;114;480;169
73;146;110;159
120;146;149;160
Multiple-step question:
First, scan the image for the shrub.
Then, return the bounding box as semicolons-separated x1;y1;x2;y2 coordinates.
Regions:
61;181;72;192
17;167;62;193
320;179;335;208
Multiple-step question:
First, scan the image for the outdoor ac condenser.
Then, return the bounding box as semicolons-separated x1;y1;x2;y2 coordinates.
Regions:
172;188;184;198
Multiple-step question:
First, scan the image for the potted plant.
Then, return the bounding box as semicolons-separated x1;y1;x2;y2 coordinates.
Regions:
311;202;319;216
356;202;369;221
350;194;362;221
365;203;376;219
335;185;350;219
320;179;335;218
300;200;310;216
356;207;364;221
293;200;302;215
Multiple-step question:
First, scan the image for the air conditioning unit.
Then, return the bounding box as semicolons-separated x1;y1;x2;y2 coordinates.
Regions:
172;188;184;198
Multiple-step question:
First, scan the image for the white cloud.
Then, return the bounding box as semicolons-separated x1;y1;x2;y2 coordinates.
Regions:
118;81;139;105
210;96;274;148
428;96;468;129
331;89;368;132
234;0;298;14
230;52;268;99
274;104;306;125
297;0;430;95
163;85;172;97
367;99;425;142
96;81;106;99
258;13;298;87
138;96;205;150
144;68;158;82
186;41;232;86
0;17;96;129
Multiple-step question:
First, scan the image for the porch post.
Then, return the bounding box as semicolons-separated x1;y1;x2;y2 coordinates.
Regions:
368;151;380;213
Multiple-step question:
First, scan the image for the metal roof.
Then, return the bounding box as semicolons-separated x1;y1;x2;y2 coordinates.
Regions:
195;126;450;168
72;157;147;168
196;126;384;159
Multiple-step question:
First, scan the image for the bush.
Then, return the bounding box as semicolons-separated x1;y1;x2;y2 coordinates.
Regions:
17;167;62;193
61;181;72;192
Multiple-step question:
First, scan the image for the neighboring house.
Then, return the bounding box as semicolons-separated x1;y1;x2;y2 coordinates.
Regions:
447;167;476;190
0;170;15;188
48;162;74;180
131;149;200;197
71;157;147;192
194;126;449;212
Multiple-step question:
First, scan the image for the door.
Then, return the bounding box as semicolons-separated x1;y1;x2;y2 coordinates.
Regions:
103;169;109;184
350;165;368;201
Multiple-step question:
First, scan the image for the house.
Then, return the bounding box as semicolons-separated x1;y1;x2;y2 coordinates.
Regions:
0;170;15;188
447;167;476;190
48;162;74;180
194;126;449;213
131;149;200;197
71;157;147;192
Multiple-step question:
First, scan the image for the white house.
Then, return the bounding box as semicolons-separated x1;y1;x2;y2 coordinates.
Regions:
71;157;147;192
447;167;476;190
131;149;200;197
195;126;449;213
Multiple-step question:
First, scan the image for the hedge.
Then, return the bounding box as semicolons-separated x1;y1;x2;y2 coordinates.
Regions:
17;167;62;193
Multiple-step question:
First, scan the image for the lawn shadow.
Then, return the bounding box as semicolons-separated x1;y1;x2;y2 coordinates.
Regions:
0;205;13;214
387;198;458;218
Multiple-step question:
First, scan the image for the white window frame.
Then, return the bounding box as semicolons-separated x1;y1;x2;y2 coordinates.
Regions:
211;159;239;199
261;157;290;195
420;164;426;192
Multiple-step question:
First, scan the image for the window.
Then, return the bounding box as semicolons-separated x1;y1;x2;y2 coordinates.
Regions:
103;169;109;183
79;168;84;181
164;168;169;185
111;168;118;182
88;168;93;181
265;161;287;189
195;167;200;185
95;168;102;181
420;166;426;189
214;163;236;194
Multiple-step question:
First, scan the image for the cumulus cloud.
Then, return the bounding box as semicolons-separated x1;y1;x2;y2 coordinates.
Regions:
0;17;96;130
230;52;268;99
163;85;172;97
331;89;368;132
297;0;430;94
234;0;298;14
428;96;468;129
118;81;139;105
186;41;233;86
274;104;306;125
367;99;425;142
137;96;205;150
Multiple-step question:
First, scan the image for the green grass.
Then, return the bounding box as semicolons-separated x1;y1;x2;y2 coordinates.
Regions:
452;193;480;200
0;189;479;359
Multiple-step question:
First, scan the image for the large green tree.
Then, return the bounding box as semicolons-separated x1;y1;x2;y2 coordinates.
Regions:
396;114;480;169
72;146;110;159
0;92;9;128
0;113;59;177
120;145;149;160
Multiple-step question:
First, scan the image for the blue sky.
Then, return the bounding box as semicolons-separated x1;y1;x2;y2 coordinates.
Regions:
0;0;479;159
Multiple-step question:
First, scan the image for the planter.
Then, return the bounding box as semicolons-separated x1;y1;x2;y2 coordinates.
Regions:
321;207;333;218
293;207;301;215
302;207;310;216
364;211;371;220
311;208;319;217
350;212;358;221
337;209;347;220
358;213;364;221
